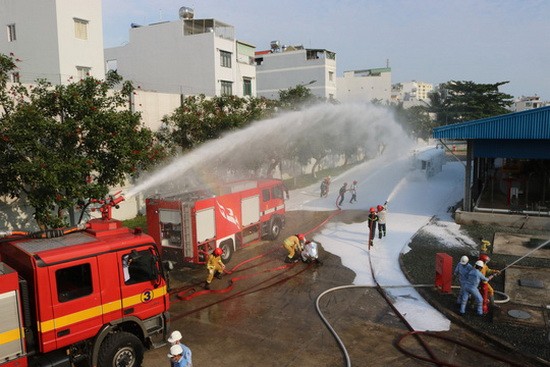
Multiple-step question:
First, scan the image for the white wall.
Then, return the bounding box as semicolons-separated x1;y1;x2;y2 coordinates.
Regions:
337;69;392;104
0;0;104;84
255;49;337;100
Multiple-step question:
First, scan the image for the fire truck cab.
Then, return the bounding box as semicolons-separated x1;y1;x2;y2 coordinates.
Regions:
146;179;286;266
0;217;170;367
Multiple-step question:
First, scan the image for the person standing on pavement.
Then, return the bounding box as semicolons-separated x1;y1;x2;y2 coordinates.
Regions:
376;202;388;238
338;182;348;207
167;344;192;367
367;207;378;247
478;253;500;303
459;260;490;316
283;233;305;263
453;255;473;305
167;331;192;367
204;247;225;290
349;180;358;203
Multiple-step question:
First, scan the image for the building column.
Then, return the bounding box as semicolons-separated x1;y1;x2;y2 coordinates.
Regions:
464;140;473;211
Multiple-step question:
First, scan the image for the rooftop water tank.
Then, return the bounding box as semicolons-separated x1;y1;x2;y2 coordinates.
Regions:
179;7;194;20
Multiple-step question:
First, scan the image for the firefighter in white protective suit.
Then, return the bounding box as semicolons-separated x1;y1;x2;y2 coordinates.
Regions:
301;240;322;264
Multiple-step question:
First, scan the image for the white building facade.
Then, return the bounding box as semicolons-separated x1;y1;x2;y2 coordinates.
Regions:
255;44;337;100
0;0;105;84
104;9;256;98
336;67;391;104
512;96;550;112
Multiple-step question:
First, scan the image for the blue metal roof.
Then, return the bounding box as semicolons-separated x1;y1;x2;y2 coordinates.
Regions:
432;106;550;140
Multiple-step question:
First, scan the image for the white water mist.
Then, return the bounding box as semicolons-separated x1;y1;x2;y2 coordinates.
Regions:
126;103;414;199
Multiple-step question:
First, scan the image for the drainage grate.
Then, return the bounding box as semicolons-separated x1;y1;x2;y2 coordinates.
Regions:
508;309;531;319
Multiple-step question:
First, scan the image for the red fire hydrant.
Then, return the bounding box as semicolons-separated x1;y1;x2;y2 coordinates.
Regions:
435;253;452;294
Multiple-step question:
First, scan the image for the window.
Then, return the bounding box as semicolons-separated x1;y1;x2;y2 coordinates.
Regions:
329;71;334;82
243;78;252;96
74;18;88;40
262;189;271;202
106;59;118;72
56;263;93;302
123;250;157;285
220;50;232;68
7;24;16;42
10;73;19;83
220;80;232;95
76;66;91;79
273;185;284;200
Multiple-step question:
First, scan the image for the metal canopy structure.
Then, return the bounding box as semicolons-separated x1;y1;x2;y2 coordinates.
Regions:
432;107;550;212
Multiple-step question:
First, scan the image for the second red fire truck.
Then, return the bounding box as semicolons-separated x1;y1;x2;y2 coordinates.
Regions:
146;178;287;266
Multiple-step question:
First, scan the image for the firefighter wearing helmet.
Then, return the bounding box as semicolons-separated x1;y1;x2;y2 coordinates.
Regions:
459;260;490;316
204;247;225;290
367;207;378;247
478;253;500;302
283;233;306;263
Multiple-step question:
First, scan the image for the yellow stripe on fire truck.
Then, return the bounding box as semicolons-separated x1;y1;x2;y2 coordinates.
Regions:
38;286;166;333
0;327;23;345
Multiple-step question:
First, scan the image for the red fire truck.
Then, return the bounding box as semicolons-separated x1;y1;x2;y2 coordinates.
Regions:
0;195;170;367
146;178;286;266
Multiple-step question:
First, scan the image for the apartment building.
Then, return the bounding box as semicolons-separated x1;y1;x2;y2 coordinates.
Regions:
0;0;105;84
336;67;391;104
104;7;256;97
255;42;337;100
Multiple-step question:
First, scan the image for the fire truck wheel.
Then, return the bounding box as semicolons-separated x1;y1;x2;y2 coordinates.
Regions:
269;218;282;240
97;331;144;367
220;240;234;264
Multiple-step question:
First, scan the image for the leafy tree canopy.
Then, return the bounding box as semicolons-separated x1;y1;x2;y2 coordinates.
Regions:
428;80;513;125
0;54;169;228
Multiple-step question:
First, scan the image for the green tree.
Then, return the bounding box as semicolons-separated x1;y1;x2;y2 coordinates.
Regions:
160;94;277;152
392;103;434;141
0;54;169;228
278;84;319;110
428;80;513;126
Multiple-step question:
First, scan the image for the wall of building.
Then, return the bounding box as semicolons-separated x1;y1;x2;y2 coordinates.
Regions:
337;69;391;104
0;0;104;84
255;49;337;100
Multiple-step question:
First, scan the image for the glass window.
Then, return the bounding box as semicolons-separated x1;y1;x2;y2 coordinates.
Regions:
262;189;270;202
56;263;93;302
273;186;284;199
123;250;156;285
76;66;91;79
7;24;16;42
243;78;252;96
220;50;232;68
220;80;232;96
74;18;88;40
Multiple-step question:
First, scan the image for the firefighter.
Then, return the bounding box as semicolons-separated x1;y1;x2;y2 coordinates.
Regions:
167;330;192;367
349;180;358;203
283;233;305;263
204;247;225;290
367;207;378;247
459;260;490;316
453;255;473;304
337;182;348;206
478;253;500;302
376;201;388;238
301;240;321;264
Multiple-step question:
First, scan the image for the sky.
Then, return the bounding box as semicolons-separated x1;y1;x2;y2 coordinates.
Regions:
101;0;550;100
284;147;472;331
